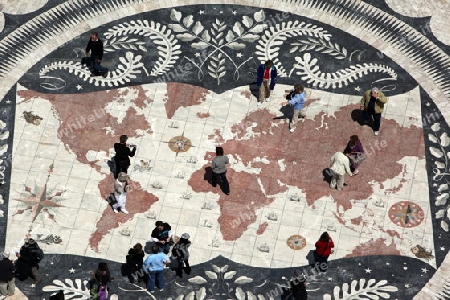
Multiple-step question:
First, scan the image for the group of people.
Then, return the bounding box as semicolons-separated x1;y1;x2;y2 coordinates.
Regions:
118;221;192;294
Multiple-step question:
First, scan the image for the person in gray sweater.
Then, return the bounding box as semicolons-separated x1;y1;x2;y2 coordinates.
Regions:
211;147;230;195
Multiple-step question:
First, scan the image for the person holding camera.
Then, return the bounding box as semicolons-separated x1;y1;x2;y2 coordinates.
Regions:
113;135;136;179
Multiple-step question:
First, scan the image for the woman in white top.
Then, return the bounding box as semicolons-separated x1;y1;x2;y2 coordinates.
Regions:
113;172;130;214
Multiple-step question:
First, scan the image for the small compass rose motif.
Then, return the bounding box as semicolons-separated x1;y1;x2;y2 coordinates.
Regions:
13;164;64;222
166;132;194;155
388;201;424;228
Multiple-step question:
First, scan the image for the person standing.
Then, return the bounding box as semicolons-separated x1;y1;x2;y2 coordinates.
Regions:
0;251;15;297
113;172;130;214
284;84;307;133
256;60;277;105
314;232;334;273
211;146;230;195
288;270;307;300
85;32;108;77
143;245;171;293
15;238;43;284
125;243;146;283
89;262;113;300
113;135;136;179
151;221;173;254
360;87;388;136
345;135;365;175
329;149;353;190
171;233;192;278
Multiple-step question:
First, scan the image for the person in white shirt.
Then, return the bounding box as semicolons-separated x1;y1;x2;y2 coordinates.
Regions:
113;172;130;214
329;149;353;190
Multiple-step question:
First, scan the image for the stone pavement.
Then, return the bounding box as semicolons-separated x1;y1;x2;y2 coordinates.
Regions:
0;0;449;299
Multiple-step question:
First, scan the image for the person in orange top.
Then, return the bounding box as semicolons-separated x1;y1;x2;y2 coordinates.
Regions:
314;232;334;272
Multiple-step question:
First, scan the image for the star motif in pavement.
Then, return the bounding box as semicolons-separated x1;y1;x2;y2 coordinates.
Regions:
405;284;410;288
13;169;64;222
386;262;390;265
232;10;237;15
195;52;201;57
69;268;76;273
421;268;428;273
425;102;430;106
354;86;361;92
441;246;446;251
199;10;204;15
6;99;11;104
220;10;223;13
236;53;242;58
76;85;83;90
364;268;372;274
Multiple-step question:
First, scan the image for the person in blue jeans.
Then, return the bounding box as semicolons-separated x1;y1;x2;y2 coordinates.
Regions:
284;84;307;133
143;245;171;293
85;32;108;77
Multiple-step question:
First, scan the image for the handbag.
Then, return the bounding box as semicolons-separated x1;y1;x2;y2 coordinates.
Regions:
107;193;117;205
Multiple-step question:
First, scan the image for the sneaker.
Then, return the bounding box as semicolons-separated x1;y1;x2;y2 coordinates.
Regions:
113;209;119;213
159;289;164;292
122;209;129;214
353;169;359;175
290;128;295;133
374;131;379;136
102;71;108;78
265;98;270;102
257;102;261;106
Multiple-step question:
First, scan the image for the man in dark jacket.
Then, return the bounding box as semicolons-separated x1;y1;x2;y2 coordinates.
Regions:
151;221;173;254
0;251;15;296
15;239;43;284
113;135;136;179
85;32;108;77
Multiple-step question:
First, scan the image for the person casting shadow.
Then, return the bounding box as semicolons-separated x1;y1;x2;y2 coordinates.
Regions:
211;146;230;195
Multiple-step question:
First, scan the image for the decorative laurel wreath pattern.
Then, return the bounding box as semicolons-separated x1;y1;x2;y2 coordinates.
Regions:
429;123;450;231
323;279;398;300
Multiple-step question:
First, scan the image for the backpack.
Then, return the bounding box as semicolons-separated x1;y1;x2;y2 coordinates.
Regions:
97;284;108;300
30;245;44;263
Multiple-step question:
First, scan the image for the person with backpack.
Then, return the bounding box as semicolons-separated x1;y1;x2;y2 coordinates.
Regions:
15;238;43;284
89;262;113;300
171;233;192;278
0;251;16;296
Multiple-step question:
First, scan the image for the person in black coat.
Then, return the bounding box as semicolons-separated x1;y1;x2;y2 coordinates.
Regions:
15;238;43;284
85;32;108;77
125;243;146;283
171;233;192;278
0;251;16;296
113;135;136;179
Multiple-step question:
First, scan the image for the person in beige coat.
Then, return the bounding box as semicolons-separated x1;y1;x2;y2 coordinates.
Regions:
113;172;130;214
329;149;353;190
360;87;388;136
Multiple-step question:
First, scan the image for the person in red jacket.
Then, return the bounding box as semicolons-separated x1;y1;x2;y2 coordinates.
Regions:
314;232;334;272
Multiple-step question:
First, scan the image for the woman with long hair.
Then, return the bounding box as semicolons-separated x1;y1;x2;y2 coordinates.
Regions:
314;232;334;272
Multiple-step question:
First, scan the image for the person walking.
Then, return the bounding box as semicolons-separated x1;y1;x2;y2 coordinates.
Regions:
314;232;334;272
256;60;277;105
360;87;388;136
171;233;192;278
125;243;146;283
329;149;353;190
113;134;136;179
211;146;230;195
85;32;108;77
143;245;171;293
112;172;130;214
345;135;365;175
284;84;307;133
151;221;173;254
0;251;15;297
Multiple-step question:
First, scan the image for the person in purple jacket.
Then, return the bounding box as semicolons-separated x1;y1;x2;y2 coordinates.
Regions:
256;60;278;105
345;135;365;175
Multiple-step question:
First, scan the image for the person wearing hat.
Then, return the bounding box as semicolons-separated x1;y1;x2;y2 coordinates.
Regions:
113;172;130;214
360;87;388;136
171;233;192;278
0;251;16;296
113;135;136;179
